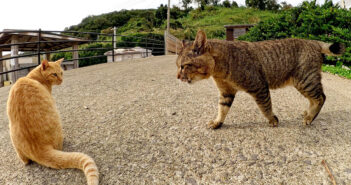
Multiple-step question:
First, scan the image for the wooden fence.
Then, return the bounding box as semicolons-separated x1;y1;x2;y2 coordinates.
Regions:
164;31;182;55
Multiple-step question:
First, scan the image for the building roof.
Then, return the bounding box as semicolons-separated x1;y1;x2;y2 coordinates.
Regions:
224;24;255;29
0;29;89;51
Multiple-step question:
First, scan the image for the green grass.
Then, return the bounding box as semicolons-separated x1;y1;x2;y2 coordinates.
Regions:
171;7;279;40
322;65;351;79
115;7;279;40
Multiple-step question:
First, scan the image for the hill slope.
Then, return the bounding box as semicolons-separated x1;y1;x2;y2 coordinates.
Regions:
174;7;278;39
65;6;278;40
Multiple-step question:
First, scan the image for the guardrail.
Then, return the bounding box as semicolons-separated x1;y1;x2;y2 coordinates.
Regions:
0;29;165;87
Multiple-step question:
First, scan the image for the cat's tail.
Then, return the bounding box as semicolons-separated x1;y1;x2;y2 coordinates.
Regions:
316;41;345;56
35;149;98;185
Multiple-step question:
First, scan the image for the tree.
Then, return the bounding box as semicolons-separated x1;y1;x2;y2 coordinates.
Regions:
223;0;231;7
246;0;265;10
266;0;280;10
280;1;293;10
232;1;239;7
181;0;192;10
194;0;210;9
209;0;220;6
246;0;280;10
155;4;168;26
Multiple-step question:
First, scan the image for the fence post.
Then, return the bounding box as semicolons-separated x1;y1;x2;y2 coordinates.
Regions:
11;35;19;83
37;29;41;65
0;50;3;87
146;34;148;57
44;50;50;60
113;27;117;49
73;44;79;68
176;39;178;55
112;30;115;62
164;31;167;55
151;34;154;56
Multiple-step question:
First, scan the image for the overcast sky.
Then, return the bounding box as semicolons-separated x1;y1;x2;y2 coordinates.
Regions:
0;0;340;31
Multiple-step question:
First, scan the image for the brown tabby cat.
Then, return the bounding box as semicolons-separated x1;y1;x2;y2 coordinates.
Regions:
7;59;98;185
177;30;345;129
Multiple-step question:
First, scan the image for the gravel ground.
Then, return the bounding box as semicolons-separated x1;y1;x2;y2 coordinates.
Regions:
0;55;351;185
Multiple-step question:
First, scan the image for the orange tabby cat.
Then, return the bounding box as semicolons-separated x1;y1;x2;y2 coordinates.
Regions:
7;59;98;185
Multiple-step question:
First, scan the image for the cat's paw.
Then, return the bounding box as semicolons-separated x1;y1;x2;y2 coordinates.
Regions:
207;120;223;129
303;115;313;125
303;110;308;117
23;160;32;165
269;116;279;127
20;157;31;165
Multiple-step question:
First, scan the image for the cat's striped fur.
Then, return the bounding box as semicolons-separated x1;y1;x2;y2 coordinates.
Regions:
176;30;345;129
7;59;98;185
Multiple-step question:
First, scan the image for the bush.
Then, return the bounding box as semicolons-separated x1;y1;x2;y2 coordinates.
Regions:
118;33;165;56
239;0;351;66
78;43;110;67
232;1;239;8
246;0;280;10
223;0;231;8
51;43;110;67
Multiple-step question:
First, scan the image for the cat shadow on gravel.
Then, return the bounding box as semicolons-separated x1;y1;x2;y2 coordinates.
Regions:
221;109;350;131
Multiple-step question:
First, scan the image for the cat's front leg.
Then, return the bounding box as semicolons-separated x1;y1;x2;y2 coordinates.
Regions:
208;93;236;129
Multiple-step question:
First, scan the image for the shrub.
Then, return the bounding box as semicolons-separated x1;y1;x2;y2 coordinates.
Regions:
51;43;110;67
240;0;351;66
118;33;165;56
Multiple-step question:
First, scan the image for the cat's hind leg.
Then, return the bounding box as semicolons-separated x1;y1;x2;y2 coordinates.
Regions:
54;134;63;150
14;148;31;165
293;72;325;125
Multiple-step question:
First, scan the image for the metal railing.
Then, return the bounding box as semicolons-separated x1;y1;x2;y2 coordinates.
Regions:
0;29;165;86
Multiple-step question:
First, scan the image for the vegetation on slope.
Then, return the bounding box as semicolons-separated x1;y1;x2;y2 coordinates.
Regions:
173;6;278;39
64;5;277;40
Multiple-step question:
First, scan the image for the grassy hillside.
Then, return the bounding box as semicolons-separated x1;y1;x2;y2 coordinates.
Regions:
59;6;277;67
66;6;278;40
65;9;159;39
172;7;278;40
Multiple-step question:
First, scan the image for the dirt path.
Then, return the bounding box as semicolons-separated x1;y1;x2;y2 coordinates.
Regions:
0;55;350;184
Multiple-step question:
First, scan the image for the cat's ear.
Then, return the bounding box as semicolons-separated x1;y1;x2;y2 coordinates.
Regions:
56;58;64;65
179;40;187;53
41;60;49;71
193;30;207;54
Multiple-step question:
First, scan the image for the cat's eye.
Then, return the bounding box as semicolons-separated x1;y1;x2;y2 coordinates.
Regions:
192;49;199;55
181;65;184;69
53;73;58;77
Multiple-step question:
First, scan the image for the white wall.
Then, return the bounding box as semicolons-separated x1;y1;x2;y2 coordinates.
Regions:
107;52;152;62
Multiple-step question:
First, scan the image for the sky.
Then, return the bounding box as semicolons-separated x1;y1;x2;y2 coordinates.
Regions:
0;0;341;31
